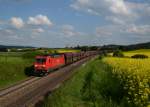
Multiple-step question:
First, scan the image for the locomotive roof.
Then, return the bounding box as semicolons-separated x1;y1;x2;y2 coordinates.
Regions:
36;53;63;57
50;53;63;55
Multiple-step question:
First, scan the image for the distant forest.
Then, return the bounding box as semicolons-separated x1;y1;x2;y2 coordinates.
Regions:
74;42;150;51
100;42;150;51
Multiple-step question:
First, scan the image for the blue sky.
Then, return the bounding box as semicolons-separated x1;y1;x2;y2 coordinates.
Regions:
0;0;150;47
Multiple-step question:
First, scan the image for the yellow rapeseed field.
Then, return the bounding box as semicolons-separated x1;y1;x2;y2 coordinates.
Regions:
124;49;150;57
103;57;150;107
56;49;80;53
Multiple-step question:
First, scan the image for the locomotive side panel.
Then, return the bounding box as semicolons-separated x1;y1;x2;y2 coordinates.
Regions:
47;54;65;72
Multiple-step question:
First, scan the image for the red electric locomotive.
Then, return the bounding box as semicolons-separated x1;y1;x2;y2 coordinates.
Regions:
34;53;65;75
34;51;98;75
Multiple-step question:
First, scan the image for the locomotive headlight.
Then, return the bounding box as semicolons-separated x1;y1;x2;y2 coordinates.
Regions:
42;65;46;67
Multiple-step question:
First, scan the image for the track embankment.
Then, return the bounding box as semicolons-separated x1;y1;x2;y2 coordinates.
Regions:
0;56;96;107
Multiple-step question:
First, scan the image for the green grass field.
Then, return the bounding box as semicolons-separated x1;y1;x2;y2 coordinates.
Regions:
0;49;80;89
124;49;150;57
0;52;33;89
0;52;25;57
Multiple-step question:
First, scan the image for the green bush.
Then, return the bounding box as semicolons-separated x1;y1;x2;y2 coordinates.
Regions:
131;54;148;59
98;55;104;60
113;50;124;57
100;51;108;56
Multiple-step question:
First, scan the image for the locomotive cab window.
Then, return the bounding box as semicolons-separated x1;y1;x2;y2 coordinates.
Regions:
36;58;46;64
50;54;61;58
54;55;61;58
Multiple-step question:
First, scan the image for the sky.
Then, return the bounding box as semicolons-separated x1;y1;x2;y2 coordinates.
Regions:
0;0;149;48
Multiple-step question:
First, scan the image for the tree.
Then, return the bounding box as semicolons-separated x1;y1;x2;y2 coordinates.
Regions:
113;50;124;57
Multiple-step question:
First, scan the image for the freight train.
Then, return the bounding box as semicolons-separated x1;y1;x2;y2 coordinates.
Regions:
34;51;98;75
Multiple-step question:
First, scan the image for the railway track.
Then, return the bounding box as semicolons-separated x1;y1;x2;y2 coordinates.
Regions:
0;56;96;107
0;77;41;97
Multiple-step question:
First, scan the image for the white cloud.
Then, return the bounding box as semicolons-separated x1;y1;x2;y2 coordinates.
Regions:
127;2;150;18
0;19;6;25
71;0;132;16
31;28;45;37
27;14;53;26
61;25;76;37
126;24;150;35
32;28;44;33
96;27;112;36
4;29;14;34
61;24;85;37
10;17;24;29
71;0;150;24
109;0;130;16
62;24;74;31
0;28;20;40
0;28;14;35
106;16;125;25
95;24;150;39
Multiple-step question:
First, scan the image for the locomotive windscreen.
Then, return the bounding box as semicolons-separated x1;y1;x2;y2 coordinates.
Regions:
36;58;46;64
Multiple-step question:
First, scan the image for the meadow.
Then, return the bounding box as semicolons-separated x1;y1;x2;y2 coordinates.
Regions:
0;53;33;89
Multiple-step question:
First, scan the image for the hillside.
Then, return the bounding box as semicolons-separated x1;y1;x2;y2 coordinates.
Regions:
101;42;150;51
